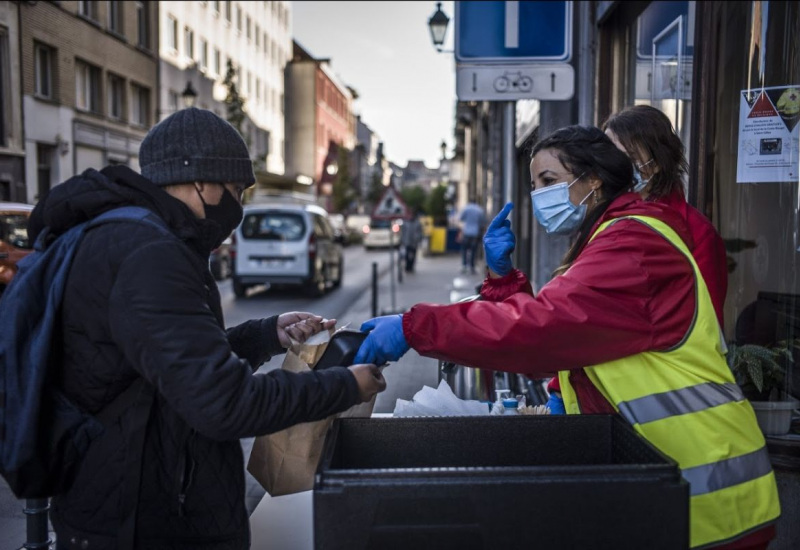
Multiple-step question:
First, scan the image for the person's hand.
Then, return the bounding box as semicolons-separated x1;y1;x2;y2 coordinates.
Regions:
276;312;337;348
348;364;387;403
353;315;409;365
483;202;515;277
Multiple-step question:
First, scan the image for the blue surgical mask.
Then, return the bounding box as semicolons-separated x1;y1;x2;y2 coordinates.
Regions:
530;174;593;235
632;159;654;192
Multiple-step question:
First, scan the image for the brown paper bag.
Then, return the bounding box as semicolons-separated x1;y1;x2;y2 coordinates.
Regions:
247;329;377;497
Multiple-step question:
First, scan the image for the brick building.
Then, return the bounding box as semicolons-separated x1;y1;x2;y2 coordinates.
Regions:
19;0;158;203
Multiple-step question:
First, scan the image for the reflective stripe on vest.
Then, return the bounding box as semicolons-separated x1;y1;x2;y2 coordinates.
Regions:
559;215;780;548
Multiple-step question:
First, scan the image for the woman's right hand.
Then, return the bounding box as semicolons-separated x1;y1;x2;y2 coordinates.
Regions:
348;364;387;403
483;202;516;277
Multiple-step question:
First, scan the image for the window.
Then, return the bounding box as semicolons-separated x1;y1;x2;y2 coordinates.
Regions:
107;73;124;120
136;1;149;49
255;25;260;48
224;1;232;23
168;90;178;113
78;1;98;20
213;48;220;75
108;1;122;34
184;27;194;60
246;15;251;40
0;29;8;147
212;1;220;15
34;42;54;99
236;5;242;33
166;15;178;51
199;38;208;70
130;84;150;126
36;144;55;201
75;60;101;113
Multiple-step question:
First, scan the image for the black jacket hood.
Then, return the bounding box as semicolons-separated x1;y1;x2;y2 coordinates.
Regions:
28;165;220;254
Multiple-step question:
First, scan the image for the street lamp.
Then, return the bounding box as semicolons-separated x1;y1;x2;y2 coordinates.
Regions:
427;2;451;53
182;81;198;108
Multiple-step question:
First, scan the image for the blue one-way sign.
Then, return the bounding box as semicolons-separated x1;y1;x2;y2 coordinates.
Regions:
456;1;573;63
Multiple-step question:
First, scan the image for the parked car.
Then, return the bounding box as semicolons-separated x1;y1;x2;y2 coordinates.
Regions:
345;214;370;245
0;202;34;296
362;217;402;250
328;213;348;245
232;203;343;298
209;237;232;280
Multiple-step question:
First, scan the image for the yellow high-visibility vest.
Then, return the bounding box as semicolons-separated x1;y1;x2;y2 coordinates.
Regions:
559;215;780;548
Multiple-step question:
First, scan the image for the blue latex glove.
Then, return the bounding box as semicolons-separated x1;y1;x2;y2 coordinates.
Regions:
483;202;516;276
546;392;566;415
353;314;409;365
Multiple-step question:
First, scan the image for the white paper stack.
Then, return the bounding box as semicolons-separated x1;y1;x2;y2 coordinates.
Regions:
393;380;490;417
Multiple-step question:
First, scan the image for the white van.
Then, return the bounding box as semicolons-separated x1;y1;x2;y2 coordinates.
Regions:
232;203;343;298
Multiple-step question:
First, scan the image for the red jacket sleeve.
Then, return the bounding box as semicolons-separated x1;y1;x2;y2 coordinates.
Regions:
403;220;696;376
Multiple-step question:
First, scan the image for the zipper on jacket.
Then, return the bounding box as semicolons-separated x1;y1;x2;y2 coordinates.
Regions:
177;430;197;517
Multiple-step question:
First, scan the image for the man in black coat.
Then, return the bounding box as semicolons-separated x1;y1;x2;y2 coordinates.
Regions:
30;108;386;549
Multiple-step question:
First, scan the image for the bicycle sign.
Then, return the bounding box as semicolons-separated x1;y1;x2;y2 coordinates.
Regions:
456;64;575;101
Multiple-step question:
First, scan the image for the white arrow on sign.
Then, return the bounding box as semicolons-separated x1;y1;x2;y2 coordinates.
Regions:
456;63;575;102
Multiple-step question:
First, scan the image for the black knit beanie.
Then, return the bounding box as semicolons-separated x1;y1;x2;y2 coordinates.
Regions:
139;107;256;187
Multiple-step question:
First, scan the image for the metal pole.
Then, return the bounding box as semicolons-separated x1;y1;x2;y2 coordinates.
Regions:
502;101;516;206
371;262;378;318
24;498;52;549
388;227;396;312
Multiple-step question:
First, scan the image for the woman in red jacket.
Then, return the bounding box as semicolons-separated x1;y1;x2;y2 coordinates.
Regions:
546;105;729;409
603;104;728;324
354;125;778;550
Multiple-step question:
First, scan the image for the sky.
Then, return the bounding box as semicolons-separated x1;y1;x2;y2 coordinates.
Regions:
292;1;457;169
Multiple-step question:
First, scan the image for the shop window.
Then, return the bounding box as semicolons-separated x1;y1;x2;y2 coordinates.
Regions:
631;1;695;153
704;2;800;398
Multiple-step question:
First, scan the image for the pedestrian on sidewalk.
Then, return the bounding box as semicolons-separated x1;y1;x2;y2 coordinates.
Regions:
400;209;424;273
354;125;778;550
29;107;385;549
458;197;486;274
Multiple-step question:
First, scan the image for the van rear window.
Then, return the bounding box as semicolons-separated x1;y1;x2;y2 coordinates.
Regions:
242;212;305;241
0;214;31;249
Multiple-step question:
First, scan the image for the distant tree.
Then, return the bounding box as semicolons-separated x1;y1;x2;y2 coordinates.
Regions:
223;59;246;135
332;146;356;213
400;185;428;215
426;183;448;226
367;172;384;209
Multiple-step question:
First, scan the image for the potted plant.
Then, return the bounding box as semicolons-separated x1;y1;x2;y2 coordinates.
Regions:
726;339;799;435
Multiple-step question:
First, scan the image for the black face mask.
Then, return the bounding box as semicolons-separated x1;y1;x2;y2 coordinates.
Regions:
196;185;243;249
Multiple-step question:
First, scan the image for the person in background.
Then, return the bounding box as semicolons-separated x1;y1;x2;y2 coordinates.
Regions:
354;125;779;550
546;105;731;415
31;107;386;549
458;198;487;274
400;209;424;273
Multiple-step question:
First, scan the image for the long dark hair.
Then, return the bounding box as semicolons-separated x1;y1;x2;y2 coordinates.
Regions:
602;105;688;199
530;125;633;275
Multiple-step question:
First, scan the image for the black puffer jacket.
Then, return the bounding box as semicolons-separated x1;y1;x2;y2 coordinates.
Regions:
35;166;359;549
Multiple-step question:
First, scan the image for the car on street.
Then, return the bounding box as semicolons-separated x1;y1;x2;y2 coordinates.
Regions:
209;237;232;280
0;202;34;296
362;217;402;250
232;202;343;298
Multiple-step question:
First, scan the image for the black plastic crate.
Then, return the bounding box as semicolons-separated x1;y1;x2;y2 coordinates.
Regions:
314;415;688;550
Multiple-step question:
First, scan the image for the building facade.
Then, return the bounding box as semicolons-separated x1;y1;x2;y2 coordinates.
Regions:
0;1;23;202
19;0;159;203
284;41;355;207
158;0;291;175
